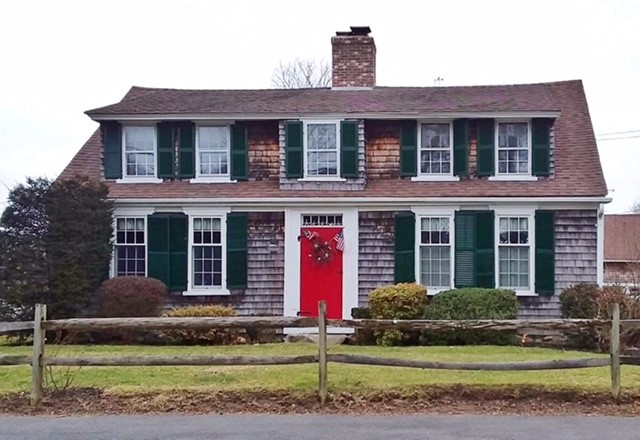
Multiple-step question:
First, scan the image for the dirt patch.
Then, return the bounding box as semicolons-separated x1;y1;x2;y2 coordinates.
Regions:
2;386;640;416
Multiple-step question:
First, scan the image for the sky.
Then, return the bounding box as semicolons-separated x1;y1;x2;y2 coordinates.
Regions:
0;0;638;212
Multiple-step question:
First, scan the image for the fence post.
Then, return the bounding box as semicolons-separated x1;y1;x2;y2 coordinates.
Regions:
611;303;621;403
318;301;328;405
30;303;47;406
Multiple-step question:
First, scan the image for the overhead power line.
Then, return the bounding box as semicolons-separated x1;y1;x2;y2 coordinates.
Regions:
596;135;640;141
596;129;640;137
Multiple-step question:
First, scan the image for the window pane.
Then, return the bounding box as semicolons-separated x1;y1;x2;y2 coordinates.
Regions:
497;123;529;175
420;245;451;288
125;126;155;152
308;124;337;150
199;127;228;151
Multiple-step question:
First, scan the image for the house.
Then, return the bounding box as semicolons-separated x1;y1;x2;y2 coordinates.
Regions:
604;214;640;290
60;26;609;320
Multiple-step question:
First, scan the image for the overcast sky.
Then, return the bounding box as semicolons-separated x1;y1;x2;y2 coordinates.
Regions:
1;0;638;212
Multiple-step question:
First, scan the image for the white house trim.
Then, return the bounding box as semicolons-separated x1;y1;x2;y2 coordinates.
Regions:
283;207;358;320
90;111;561;122
597;203;605;286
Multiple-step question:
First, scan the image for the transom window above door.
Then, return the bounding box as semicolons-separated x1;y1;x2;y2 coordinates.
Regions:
302;215;343;226
305;122;339;177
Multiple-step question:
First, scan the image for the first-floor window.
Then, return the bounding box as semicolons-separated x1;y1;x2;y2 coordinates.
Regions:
498;216;530;288
192;217;223;287
419;217;451;288
115;217;146;276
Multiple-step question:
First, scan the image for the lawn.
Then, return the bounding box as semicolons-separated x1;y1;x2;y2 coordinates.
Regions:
1;342;638;395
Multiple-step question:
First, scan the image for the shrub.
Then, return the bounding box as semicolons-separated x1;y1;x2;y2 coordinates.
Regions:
158;305;240;345
559;283;600;319
350;307;374;345
421;288;518;346
97;277;166;318
597;285;640;350
368;283;428;345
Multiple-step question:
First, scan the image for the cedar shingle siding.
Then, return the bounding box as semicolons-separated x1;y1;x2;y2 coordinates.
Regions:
358;211;395;306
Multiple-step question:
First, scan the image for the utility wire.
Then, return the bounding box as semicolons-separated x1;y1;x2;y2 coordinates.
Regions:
596;129;640;137
596;135;640;141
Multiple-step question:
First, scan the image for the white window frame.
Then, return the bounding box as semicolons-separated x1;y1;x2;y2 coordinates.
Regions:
413;207;456;294
113;216;147;278
300;120;344;181
183;208;231;296
490;119;537;182
118;124;162;183
192;124;233;183
413;120;459;182
493;207;536;295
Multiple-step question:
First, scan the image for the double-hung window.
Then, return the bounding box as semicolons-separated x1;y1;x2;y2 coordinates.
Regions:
124;126;156;177
419;123;452;175
419;217;452;289
197;126;230;178
497;122;530;175
192;217;223;288
498;216;530;289
115;217;146;276
305;122;338;177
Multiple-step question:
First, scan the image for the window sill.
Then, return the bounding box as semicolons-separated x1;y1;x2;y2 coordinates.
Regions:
182;288;231;296
115;177;163;184
411;175;460;182
189;177;236;184
426;288;451;295
509;290;538;297
488;175;538;182
297;177;347;182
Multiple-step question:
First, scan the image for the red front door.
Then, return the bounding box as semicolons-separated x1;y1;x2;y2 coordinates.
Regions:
299;226;343;319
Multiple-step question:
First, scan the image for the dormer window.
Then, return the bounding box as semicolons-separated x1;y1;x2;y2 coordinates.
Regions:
196;126;230;178
419;123;452;175
497;122;530;175
305;122;339;177
124;126;156;177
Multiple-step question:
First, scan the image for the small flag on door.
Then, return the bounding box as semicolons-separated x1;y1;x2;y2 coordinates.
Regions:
333;230;345;252
303;229;318;240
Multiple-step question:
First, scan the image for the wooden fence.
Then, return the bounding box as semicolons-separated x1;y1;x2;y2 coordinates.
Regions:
0;303;635;406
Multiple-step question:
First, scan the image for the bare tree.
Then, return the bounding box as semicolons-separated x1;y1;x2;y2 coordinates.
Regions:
271;58;331;89
631;199;640;213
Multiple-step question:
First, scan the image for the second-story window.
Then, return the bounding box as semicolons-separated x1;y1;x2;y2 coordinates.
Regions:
124;126;156;177
197;126;230;177
420;123;452;175
306;122;338;177
497;122;529;174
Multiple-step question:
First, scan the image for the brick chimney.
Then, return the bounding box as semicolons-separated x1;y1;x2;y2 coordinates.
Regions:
331;26;376;89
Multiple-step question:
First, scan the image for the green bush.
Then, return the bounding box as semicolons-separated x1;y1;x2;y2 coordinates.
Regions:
97;277;166;318
369;283;428;345
421;288;518;345
158;305;240;345
559;283;600;319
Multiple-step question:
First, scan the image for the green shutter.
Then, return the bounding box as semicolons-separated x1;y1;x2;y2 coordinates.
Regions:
157;122;175;179
227;212;248;289
394;212;415;283
455;211;495;288
231;125;249;181
453;119;469;176
476;119;495;176
102;122;122;179
400;121;417;177
178;122;195;179
148;214;188;292
535;210;555;295
340;121;359;178
148;215;170;287
455;211;476;287
475;211;495;288
285;121;303;178
532;118;552;177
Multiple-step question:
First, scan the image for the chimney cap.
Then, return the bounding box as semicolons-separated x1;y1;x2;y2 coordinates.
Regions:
335;26;372;37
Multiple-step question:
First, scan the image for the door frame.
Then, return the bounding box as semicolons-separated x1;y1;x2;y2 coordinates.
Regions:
284;208;358;320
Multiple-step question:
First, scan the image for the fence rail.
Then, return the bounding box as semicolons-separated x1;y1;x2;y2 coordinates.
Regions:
0;303;629;406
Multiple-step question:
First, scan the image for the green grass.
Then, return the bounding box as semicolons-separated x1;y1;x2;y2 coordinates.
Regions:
1;342;637;395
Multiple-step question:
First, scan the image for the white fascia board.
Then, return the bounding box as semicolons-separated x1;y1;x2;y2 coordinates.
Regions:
89;111;561;122
112;196;612;210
